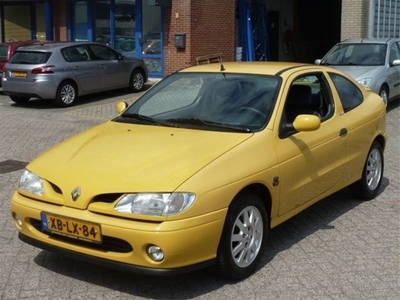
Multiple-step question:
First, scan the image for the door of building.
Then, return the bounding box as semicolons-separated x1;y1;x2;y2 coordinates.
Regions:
69;0;164;77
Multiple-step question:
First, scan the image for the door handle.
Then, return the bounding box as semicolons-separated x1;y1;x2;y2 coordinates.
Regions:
73;66;81;70
100;65;106;69
339;128;348;137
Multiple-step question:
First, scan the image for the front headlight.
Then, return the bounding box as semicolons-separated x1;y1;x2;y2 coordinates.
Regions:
18;169;44;196
357;77;372;87
115;193;196;216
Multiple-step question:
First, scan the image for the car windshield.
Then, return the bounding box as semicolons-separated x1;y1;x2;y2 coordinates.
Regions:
322;43;387;66
114;72;280;132
8;51;51;64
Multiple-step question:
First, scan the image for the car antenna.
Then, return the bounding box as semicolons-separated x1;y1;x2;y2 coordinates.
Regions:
220;59;225;72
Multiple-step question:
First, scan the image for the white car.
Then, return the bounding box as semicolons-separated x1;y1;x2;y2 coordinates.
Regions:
315;38;400;105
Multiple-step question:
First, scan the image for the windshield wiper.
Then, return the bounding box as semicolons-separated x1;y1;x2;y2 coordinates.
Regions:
117;113;175;127
166;117;252;133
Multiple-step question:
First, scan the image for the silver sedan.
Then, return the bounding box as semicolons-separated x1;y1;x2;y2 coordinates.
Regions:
315;38;400;105
2;42;148;107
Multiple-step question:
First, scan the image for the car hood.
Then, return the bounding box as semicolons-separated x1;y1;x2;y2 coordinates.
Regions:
27;121;251;207
331;65;383;81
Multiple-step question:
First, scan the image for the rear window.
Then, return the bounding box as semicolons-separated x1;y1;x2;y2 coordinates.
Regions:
0;45;8;60
8;51;51;64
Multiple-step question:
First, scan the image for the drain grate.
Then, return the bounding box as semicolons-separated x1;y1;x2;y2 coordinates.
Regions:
0;160;28;174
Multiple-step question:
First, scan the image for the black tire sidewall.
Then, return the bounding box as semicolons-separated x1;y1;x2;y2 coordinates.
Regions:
10;95;30;103
350;141;384;199
215;193;268;280
129;70;144;92
55;81;77;107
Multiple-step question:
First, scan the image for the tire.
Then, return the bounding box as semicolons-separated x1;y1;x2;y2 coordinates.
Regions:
128;69;145;92
214;192;268;280
349;142;384;199
379;86;388;107
54;81;77;107
10;95;30;104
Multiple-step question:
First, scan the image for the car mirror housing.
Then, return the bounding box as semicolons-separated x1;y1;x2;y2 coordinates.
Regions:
116;101;129;114
314;59;322;65
293;114;321;132
390;59;400;67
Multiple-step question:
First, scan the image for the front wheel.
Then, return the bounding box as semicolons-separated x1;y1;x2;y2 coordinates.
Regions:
10;95;30;104
128;69;145;92
214;192;268;280
349;142;384;199
379;86;388;107
54;81;77;107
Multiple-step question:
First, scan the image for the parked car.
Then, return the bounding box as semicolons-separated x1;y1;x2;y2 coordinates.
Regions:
11;62;387;280
315;37;400;105
0;40;47;86
2;42;148;107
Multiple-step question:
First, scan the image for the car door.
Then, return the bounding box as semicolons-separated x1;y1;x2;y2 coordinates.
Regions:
387;41;400;98
274;72;350;216
62;45;100;92
88;44;128;89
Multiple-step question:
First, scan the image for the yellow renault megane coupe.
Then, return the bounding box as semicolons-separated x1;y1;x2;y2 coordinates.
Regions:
11;61;387;280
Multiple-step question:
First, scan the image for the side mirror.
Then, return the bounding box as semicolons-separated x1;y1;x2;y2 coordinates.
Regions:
314;59;322;65
116;101;128;114
293;114;321;131
390;59;400;67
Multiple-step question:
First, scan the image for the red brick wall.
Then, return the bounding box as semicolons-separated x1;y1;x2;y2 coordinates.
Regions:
164;0;236;75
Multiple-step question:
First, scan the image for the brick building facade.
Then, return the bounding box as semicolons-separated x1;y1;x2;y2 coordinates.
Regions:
0;0;399;76
341;0;370;40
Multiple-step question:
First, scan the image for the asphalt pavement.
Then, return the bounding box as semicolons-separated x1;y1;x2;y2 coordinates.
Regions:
0;87;399;300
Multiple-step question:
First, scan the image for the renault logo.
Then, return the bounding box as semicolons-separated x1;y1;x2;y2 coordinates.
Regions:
71;186;81;201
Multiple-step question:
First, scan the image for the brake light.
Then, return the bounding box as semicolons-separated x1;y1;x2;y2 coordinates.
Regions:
31;65;55;74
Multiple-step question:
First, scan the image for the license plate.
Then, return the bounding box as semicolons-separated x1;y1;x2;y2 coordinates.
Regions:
12;71;28;78
41;213;102;243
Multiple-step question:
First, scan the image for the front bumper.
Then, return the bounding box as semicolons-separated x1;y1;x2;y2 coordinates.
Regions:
11;192;227;274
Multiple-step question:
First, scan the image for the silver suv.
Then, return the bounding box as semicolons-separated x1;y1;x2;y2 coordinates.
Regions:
2;42;148;107
315;38;400;105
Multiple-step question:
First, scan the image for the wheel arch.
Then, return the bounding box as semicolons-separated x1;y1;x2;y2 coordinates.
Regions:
132;67;148;82
58;78;79;96
374;134;386;151
235;183;272;226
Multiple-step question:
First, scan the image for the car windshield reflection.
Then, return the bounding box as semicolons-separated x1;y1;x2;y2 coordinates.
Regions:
323;43;387;66
115;72;280;132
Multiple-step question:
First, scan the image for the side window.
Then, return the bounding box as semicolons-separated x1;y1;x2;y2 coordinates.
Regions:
329;73;363;112
89;45;118;60
389;42;400;62
62;46;90;62
283;73;334;124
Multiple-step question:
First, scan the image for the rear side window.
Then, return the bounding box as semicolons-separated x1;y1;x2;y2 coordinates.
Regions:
329;73;363;112
0;45;8;60
8;51;51;64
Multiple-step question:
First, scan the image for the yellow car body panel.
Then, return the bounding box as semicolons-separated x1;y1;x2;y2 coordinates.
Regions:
10;61;387;277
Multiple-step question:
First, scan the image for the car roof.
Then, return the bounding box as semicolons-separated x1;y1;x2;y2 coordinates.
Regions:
14;41;107;51
338;37;400;44
180;61;318;76
0;40;45;46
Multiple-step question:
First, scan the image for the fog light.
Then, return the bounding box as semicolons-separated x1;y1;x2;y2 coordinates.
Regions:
147;245;165;261
13;213;23;226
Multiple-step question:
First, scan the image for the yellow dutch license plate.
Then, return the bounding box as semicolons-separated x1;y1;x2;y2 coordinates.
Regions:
41;213;102;244
12;71;28;78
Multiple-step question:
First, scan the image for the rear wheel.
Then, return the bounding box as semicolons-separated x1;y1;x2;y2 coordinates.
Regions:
349;142;384;199
54;81;77;107
128;69;145;92
10;95;30;104
379;86;388;106
214;192;268;280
